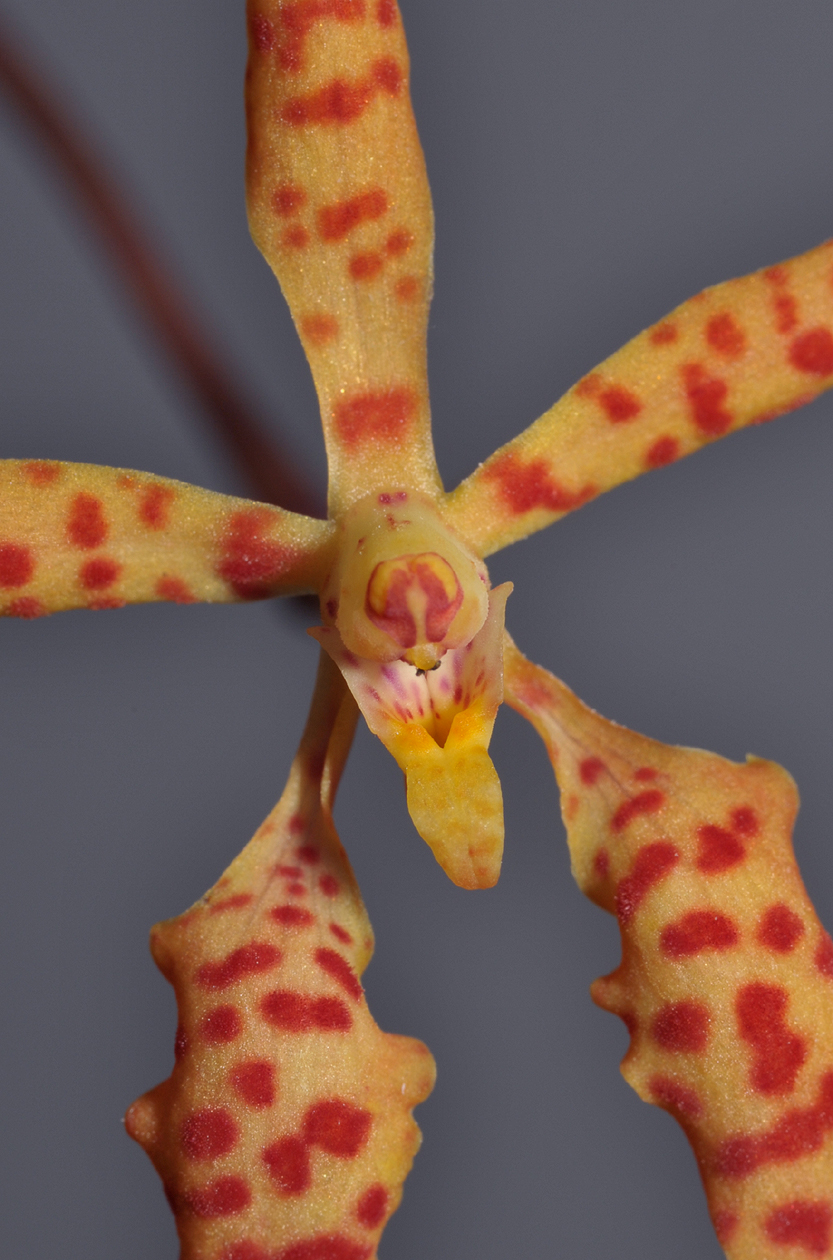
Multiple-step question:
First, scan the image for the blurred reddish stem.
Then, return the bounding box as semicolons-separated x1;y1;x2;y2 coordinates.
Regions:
0;13;324;519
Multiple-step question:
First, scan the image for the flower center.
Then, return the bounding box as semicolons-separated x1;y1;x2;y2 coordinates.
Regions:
365;552;463;669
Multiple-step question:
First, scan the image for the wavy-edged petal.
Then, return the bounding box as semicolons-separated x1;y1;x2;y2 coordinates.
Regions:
444;239;833;556
126;653;435;1260
312;583;511;888
245;1;439;515
0;459;334;617
504;638;833;1260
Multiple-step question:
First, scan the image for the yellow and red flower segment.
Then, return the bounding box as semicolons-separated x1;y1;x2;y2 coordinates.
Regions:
2;3;833;1258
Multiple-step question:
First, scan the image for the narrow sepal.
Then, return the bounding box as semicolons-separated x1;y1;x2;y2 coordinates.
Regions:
444;240;833;556
0;460;333;616
246;1;439;514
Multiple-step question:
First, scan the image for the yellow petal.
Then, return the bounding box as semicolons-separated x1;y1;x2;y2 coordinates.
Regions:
444;239;833;556
0;459;333;616
312;584;511;887
504;638;833;1260
126;653;435;1260
245;1;439;515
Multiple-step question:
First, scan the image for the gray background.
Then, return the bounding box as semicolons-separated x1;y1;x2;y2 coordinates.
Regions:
2;2;833;1257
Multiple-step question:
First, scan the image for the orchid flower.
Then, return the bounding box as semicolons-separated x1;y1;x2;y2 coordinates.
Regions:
3;3;833;1259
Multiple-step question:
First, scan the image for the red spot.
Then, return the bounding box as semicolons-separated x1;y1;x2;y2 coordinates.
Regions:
250;14;275;51
765;265;788;285
616;842;679;923
611;789;664;832
366;552;462;648
599;384;642;423
218;509;296;599
313;996;353;1029
231;1060;276;1108
650;322;678;346
22;460;61;485
87;595;125;611
276;1238;372;1260
0;543;34;588
276;0;365;73
593;848;610;880
682;363;733;436
330;923;352;944
271;905;314;927
282;224;310;249
185;1175;251;1218
304;1099;372;1157
196;942;282;990
660;909;739;958
579;756;605;785
182;1109;239;1161
272;184;307;216
139;484;174;529
225;1246;269;1260
261;990;352;1032
349;251;384;280
716;1070;833;1180
651;1001;710;1053
706;312;747;358
282;59;400;126
757;904;805;953
816;932;833;978
315;947;362;1000
278;864;304;877
696;823;744;873
209;893;253;914
67;492;108;548
634;767;657;781
736;982;806;1094
376;0;397;24
713;1212;739;1245
318;188;388;241
483;451;595;516
333;387;417;449
301;314;339;345
730;805;758;835
200;1005;243;1044
385;228;413;255
80;557;120;591
373;56;402;93
297;845;319;864
773;293;799;334
155;575;195;603
575;373;602;398
789;327;833;376
319;873;340;897
394;275;420;302
357;1183;388;1228
645;435;680;468
765;1201;832;1255
263;1136;311;1194
648;1075;703;1118
7;596;44;618
287;881;306;896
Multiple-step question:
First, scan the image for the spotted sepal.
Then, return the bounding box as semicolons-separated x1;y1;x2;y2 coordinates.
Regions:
0;460;333;617
245;0;439;515
125;654;435;1260
444;239;833;556
504;638;833;1260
